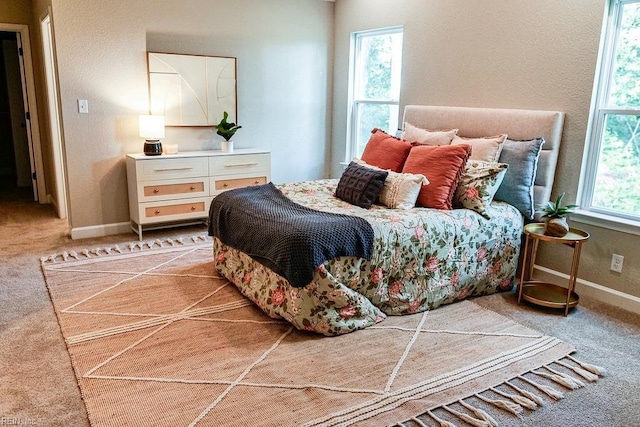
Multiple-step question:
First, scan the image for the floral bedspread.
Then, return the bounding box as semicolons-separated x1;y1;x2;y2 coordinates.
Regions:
213;179;523;336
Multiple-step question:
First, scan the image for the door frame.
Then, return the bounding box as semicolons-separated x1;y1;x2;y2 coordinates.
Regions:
40;12;67;219
0;23;46;203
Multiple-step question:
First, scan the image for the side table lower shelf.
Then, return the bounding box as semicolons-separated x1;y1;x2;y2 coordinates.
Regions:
519;281;579;309
517;223;589;316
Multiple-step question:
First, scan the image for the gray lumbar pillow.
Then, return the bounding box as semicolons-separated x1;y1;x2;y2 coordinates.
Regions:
494;137;545;219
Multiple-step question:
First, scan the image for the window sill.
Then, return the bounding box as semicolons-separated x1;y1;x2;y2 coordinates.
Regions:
571;209;640;237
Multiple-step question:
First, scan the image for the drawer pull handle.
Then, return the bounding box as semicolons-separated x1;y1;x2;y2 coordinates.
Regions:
153;167;194;172
155;210;160;214
224;162;258;168
223;183;229;187
191;206;196;210
153;189;159;193
254;180;260;184
190;186;196;190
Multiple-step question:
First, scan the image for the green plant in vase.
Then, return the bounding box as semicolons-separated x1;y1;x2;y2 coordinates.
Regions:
536;192;578;237
213;111;241;152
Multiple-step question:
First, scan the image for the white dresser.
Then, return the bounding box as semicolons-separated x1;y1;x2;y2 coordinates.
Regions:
126;149;271;239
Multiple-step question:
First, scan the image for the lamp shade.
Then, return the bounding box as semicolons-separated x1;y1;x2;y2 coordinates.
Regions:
139;115;165;139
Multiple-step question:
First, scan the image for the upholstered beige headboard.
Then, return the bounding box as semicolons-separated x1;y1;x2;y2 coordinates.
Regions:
402;105;565;214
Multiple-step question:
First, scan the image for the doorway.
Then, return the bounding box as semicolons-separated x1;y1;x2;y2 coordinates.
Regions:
0;24;46;205
0;31;30;199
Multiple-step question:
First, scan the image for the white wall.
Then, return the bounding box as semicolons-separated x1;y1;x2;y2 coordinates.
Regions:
50;0;334;230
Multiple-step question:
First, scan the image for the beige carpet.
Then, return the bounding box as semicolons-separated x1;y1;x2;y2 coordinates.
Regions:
40;236;604;427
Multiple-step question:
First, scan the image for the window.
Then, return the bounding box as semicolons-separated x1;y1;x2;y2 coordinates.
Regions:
346;27;403;160
579;0;640;230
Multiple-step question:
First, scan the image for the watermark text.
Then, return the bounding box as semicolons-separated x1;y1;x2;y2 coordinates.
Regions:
1;416;40;426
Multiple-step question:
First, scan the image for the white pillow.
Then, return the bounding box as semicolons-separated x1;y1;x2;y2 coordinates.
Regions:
450;134;507;162
354;158;429;209
402;122;458;146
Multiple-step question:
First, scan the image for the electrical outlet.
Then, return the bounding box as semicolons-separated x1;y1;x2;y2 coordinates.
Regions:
610;254;624;273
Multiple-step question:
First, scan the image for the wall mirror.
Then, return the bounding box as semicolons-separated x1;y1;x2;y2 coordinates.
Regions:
147;52;237;126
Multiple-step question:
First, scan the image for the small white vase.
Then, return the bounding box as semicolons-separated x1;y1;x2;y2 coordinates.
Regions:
221;140;234;153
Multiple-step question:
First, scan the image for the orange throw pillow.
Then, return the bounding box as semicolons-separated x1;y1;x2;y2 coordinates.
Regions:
402;144;472;209
361;128;412;172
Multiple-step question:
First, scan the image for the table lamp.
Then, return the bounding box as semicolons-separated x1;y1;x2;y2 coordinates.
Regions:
139;115;165;156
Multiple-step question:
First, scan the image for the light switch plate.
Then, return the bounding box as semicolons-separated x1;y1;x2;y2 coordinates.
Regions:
78;99;89;114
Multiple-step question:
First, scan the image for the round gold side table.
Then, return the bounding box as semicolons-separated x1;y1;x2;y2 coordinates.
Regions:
517;222;590;316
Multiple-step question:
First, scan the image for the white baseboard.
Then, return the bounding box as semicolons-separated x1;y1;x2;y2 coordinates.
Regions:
533;265;640;315
70;222;131;240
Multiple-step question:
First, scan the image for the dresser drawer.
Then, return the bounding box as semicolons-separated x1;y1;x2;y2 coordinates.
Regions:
138;178;209;202
139;197;211;224
127;150;270;240
213;176;267;193
209;153;270;177
137;157;209;181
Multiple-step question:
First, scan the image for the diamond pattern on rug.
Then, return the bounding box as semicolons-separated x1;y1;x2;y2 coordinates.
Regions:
41;238;604;427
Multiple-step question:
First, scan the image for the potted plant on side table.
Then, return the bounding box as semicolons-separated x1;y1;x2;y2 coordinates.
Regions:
537;192;578;237
213;111;241;153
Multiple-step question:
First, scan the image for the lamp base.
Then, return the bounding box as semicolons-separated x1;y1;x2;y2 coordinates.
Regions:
143;140;163;156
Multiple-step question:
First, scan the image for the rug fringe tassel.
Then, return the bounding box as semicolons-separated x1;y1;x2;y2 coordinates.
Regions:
532;369;578;390
457;399;499;426
409;357;601;426
543;365;586;389
41;235;209;264
555;360;600;382
443;405;491;427
505;381;544;406
410;417;429;427
426;409;457;427
474;393;523;417
490;387;537;410
517;375;565;400
567;355;607;376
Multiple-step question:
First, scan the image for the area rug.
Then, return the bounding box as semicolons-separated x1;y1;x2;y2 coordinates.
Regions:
41;236;604;427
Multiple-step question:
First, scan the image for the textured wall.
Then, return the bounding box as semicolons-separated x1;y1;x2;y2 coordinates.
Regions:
49;0;333;230
332;0;640;298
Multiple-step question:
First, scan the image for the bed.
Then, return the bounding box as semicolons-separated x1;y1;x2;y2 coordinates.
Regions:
209;105;564;336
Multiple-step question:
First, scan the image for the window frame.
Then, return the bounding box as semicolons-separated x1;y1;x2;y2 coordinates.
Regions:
345;26;403;162
576;0;640;236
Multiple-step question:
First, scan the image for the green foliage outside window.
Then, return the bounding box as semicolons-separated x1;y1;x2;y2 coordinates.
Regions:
353;31;402;156
594;116;640;214
593;2;640;215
